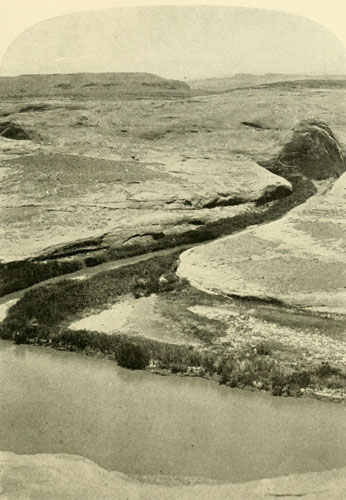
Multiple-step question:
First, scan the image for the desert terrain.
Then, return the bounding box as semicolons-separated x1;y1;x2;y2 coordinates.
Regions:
2;75;346;397
2;58;346;500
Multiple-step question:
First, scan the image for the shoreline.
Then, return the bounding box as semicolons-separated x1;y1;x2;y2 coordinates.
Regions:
1;449;346;499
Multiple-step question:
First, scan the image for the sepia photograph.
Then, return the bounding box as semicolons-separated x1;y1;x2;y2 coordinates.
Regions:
1;0;346;498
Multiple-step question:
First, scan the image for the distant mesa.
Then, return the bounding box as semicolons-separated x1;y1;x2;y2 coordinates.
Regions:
259;78;346;90
1;6;346;79
0;72;190;99
189;74;346;92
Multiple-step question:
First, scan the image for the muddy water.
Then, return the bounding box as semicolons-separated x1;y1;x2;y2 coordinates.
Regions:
1;340;346;483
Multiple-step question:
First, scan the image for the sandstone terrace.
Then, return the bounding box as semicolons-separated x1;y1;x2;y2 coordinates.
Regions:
2;78;346;270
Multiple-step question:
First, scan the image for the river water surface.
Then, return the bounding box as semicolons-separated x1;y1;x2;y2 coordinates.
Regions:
1;339;346;483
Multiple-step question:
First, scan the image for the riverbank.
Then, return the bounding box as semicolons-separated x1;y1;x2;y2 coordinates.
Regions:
2;243;346;402
2;451;346;500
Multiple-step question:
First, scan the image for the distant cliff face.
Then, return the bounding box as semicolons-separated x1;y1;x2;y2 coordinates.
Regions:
1;6;346;79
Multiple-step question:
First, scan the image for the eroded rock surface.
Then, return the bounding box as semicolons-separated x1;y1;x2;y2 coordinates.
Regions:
0;152;290;262
178;170;346;314
1;86;346;269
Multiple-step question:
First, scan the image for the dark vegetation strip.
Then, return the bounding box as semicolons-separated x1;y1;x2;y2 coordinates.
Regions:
0;260;85;298
0;163;316;297
216;345;346;398
0;253;206;373
1;253;182;333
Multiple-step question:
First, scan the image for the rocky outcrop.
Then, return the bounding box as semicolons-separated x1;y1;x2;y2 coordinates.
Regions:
278;119;346;179
0;121;30;140
1;451;346;499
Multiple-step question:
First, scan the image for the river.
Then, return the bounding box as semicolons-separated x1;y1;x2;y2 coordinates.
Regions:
1;339;346;483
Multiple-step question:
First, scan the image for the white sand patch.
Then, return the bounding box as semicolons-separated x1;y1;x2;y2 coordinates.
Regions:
68;295;198;345
70;275;88;281
0;299;18;323
69;300;134;333
188;305;240;321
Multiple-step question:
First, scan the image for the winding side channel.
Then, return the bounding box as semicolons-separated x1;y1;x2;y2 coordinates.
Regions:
1;339;346;483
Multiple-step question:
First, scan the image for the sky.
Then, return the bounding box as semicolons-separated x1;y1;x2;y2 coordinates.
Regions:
1;0;346;77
